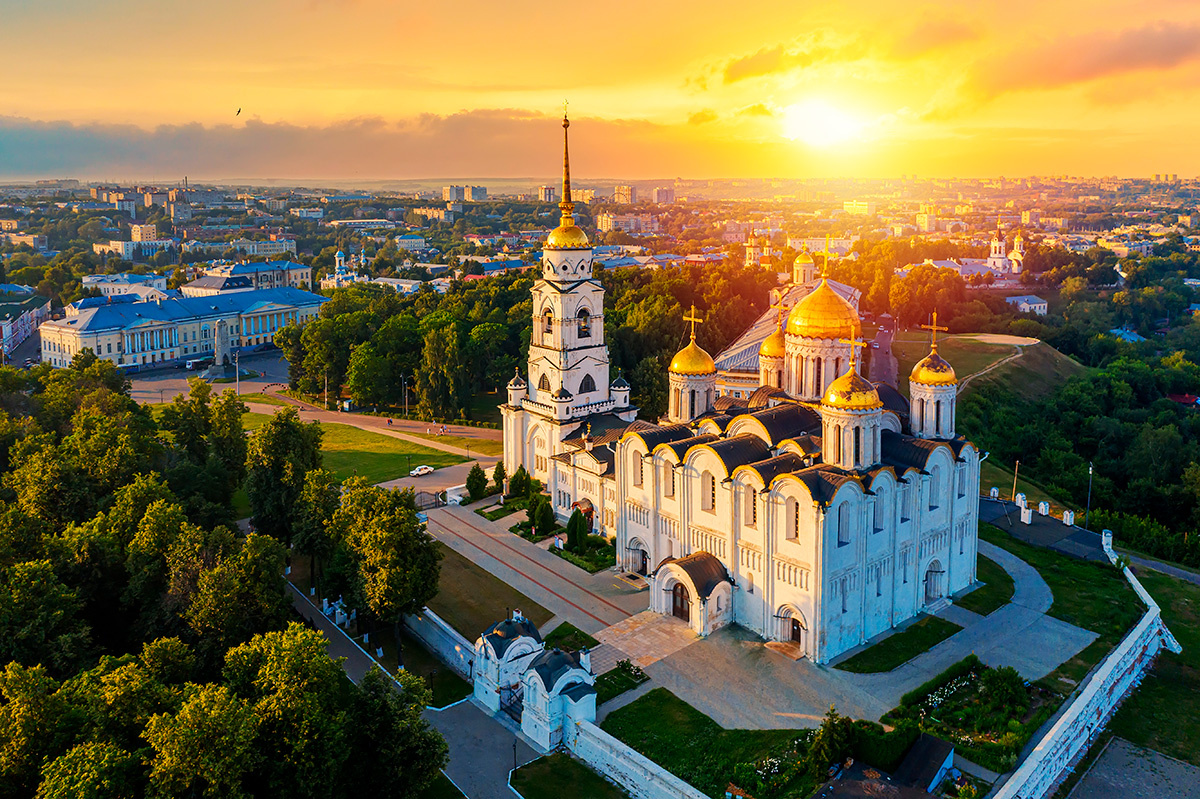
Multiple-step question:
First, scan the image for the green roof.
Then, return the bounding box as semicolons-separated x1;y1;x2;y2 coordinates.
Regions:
0;293;49;322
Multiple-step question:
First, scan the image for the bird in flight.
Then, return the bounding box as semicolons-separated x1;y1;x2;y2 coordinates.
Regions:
236;108;241;116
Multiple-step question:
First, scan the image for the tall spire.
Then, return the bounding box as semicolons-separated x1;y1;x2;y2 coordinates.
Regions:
559;107;575;227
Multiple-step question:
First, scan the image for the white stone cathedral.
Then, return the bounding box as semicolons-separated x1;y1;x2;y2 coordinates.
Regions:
502;118;981;664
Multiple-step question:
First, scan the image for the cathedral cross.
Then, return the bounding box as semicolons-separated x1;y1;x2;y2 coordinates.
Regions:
838;334;867;371
683;304;703;341
920;310;949;350
769;297;786;328
820;233;832;279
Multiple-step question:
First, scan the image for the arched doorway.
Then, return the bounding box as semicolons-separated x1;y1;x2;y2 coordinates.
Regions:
671;582;690;621
924;560;945;604
628;538;649;576
776;605;807;652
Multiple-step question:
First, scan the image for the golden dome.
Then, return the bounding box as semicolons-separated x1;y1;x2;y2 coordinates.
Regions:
822;370;883;410
786;279;860;340
670;340;716;376
759;325;786;359
795;250;814;264
546;223;590;249
910;349;957;386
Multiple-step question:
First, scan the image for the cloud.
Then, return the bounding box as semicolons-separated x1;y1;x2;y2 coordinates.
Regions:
688;109;718;125
721;35;866;83
893;19;979;57
975;23;1200;95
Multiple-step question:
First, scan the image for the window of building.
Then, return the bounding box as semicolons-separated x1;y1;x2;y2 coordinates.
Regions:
841;577;848;614
876;566;883;597
542;308;553;339
747;572;754;594
957;467;966;498
899;485;911;522
837;504;851;547
577;307;591;338
854;426;862;466
634;457;644;487
935;399;942;435
743;485;756;526
900;549;908;583
928;466;941;510
538;373;551;391
834;424;843;464
786;497;798;540
701;471;715;512
580;374;596;393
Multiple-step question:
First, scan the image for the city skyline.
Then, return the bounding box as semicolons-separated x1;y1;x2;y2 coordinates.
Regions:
3;0;1200;179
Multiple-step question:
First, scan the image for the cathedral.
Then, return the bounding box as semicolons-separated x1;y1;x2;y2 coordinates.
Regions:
501;117;981;664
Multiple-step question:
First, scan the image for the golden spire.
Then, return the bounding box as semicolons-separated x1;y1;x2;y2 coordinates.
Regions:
820;234;831;279
838;333;867;372
770;297;786;330
920;310;949;352
559;105;575;227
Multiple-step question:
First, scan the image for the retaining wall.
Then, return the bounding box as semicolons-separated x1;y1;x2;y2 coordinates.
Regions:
991;559;1181;799
404;607;475;681
564;720;710;799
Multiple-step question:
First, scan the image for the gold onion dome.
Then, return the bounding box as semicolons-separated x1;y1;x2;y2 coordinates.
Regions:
822;370;883;410
546;224;590;249
670;340;716;375
786;279;860;340
795;249;814;264
759;325;786;358
545;111;590;250
910;349;957;386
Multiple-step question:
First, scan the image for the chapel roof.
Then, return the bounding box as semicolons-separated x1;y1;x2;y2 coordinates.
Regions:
788;465;865;506
481;615;542;657
734;453;808;487
880;430;944;473
656;433;720;460
746;385;789;409
621;422;694;451
664;551;730;599
696;434;773;475
529;648;587;690
739;404;822;445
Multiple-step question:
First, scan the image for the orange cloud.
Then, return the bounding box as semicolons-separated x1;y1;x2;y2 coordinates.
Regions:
721;35;867;83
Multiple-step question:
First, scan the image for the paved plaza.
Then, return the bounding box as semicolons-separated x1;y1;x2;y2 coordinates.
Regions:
594;611;700;669
1069;738;1200;799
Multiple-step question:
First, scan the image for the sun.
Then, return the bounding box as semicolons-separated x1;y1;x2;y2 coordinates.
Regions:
781;100;864;148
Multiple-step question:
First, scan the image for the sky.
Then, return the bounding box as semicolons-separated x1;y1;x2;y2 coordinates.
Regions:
2;0;1200;181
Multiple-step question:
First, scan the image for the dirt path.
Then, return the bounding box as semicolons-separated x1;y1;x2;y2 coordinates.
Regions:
956;345;1024;394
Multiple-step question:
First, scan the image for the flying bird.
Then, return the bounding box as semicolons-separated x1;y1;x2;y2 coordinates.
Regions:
236;108;241;116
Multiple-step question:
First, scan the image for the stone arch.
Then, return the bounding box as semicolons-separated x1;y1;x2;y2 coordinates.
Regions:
538;373;551;391
776;604;807;650
576;306;592;338
924;558;945;604
579;374;596;393
627;536;650;575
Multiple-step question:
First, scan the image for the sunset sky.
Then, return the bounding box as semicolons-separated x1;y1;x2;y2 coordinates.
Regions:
3;0;1200;180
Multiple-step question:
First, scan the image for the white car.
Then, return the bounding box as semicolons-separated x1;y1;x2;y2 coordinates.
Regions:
409;465;434;477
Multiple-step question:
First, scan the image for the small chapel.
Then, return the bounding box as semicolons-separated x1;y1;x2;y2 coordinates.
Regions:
501;117;981;664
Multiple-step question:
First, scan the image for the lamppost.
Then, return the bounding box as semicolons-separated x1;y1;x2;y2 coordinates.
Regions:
234;350;240;396
1085;462;1094;530
401;374;408;417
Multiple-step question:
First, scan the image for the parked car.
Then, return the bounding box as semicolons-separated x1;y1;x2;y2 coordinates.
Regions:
409;465;434;477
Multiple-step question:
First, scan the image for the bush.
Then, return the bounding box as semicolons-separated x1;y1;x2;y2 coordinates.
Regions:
492;461;506;490
850;719;920;773
565;509;586;552
509;465;530;498
899;654;982;708
465;463;487;501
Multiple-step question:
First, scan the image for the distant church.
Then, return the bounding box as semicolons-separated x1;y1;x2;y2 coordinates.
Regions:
501;117;981;664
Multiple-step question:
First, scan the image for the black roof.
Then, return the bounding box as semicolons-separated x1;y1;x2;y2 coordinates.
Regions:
785;434;824;458
880;430;942;473
892;733;954;790
737;453;807;488
623;422;694;451
747;385;789;409
790;465;863;506
704;435;773;475
740;404;822;445
529;648;585;690
694;413;735;432
560;682;597;703
656;433;719;460
563;415;650;449
714;395;749;412
481;616;542;657
665;551;730;599
875;383;910;424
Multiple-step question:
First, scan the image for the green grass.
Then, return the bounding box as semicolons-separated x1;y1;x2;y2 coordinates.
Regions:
406;430;504;457
320;423;467;483
231;488;251;519
426;543;554;640
242;411;274;431
601;688;806;799
416;773;467;799
511;752;629;799
233;391;289;406
466;391;503;425
475;501;524;522
835;615;963;673
542;622;600;652
978;523;1140;687
1107;568;1200;765
969;341;1088;401
552;538;617;574
893;333;1013;398
955;554;1015;616
595;661;649;706
980;460;1074;515
397;628;473;708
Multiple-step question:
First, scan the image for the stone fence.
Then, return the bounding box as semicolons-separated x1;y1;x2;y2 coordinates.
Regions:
991;545;1181;799
564;718;710;799
404;607;475;682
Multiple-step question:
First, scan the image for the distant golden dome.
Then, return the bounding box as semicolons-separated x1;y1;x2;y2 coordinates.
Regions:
786;279;860;340
546;223;590;249
910;349;957;386
822;370;883;410
670;340;716;376
795;250;814;264
759;325;786;359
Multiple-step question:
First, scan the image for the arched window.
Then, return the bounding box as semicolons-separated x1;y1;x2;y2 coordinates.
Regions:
837;504;851;547
786;497;798;540
689;390;697;419
538;373;551;391
918;398;926;431
542;308;553;338
854;426;862;466
577;307;591;338
701;471;715;511
747;572;754;594
814;359;823;393
928;465;941;510
834;424;843;464
663;463;675;497
934;399;942;435
580;374;596;393
834;357;841;377
633;456;644;487
743;485;756;526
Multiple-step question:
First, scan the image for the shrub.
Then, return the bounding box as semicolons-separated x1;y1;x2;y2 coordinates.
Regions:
565;509;586;552
492;461;506;490
850;720;919;773
509;465;530;498
534;497;556;538
899;654;982;708
465;463;487;501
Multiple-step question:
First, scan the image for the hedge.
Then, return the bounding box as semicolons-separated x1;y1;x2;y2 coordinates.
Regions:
851;720;920;772
899;654;982;708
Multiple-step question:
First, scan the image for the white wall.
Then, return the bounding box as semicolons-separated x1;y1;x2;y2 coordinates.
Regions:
564;720;710;799
403;608;474;681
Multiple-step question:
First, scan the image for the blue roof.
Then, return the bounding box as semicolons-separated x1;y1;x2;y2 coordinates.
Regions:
45;287;327;334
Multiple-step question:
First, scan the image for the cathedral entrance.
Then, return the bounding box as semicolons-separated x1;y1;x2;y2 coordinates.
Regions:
671;583;690;621
790;618;805;644
924;560;945;604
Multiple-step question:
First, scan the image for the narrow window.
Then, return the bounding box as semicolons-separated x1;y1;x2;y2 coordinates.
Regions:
834;424;843;463
841;578;848;614
577;307;591;338
747;572;754;594
580;374;596;393
837;505;851;547
744;485;756;526
918;398;926;431
786;498;798;540
663;464;675;497
901;550;909;583
935;399;942;435
876;566;883;597
538;373;550;391
689;390;696;419
854;426;862;466
634;457;644;487
814;359;823;393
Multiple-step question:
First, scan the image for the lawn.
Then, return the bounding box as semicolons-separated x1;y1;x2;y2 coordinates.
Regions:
233;391;289;406
396;628;473;708
542;622;600;652
968;341;1088;402
955;554;1015;616
426;543;554;640
231;488;251;520
893;333;1013;398
1106;568;1200;765
475;498;526;522
320;423;466;483
980;459;1074;515
977;523;1140;687
835;615;963;673
406;430;504;457
601;688;809;799
242;411;274;431
595;659;649;705
552;535;617;574
416;773;466;799
511;752;629;799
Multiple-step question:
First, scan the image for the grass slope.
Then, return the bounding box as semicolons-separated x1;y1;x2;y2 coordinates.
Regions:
511;753;630;799
835;615;963;673
893;333;1013;398
979;460;1074;515
427;543;553;640
405;430;504;457
968;341;1087;401
955;554;1015;616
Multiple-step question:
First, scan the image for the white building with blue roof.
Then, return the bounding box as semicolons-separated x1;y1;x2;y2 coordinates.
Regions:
40;287;327;370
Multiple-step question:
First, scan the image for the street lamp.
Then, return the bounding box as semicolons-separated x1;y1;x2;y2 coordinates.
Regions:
234;350;240;396
1085;462;1094;530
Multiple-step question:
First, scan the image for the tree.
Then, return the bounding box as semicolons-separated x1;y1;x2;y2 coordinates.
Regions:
534;497;556;538
509;465;530;498
292;469;341;583
345;668;448;796
564;509;586;553
143;684;259;799
805;706;852;777
492;461;506;492
35;741;138;799
345;343;390;408
0;560;90;675
465;463;487;501
245;408;323;543
415;325;465;421
208;390;249;492
159;378;213;462
0;662;69;798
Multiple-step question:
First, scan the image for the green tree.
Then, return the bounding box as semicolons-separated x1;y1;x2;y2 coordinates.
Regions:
292;469;341;583
0;662;69;798
245;408;323;543
465;463;487;501
346;668;448;796
345;342;390;408
805;706;852;777
159;378;213;462
35;741;138;799
534;497;556;538
415;325;465;420
143;684;259;799
208;389;249;492
492;461;506;491
564;509;586;553
509;465;530;498
0;560;90;674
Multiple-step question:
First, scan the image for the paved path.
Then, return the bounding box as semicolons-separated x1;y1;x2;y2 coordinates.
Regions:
1068;737;1200;799
425;505;646;635
1127;555;1200;588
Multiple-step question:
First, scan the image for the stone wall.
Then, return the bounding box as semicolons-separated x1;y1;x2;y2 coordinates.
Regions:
564;719;709;799
991;557;1181;799
403;608;474;681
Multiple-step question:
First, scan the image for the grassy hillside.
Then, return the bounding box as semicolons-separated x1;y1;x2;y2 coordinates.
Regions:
966;341;1088;401
893;332;1013;398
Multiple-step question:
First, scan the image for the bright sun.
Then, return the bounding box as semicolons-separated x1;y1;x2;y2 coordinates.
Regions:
782;100;864;147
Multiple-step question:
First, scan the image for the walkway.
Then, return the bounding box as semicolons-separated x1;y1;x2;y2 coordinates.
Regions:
1068;737;1200;799
425;505;646;635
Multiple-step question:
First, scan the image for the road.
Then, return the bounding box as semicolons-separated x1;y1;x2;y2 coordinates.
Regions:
868;325;897;386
